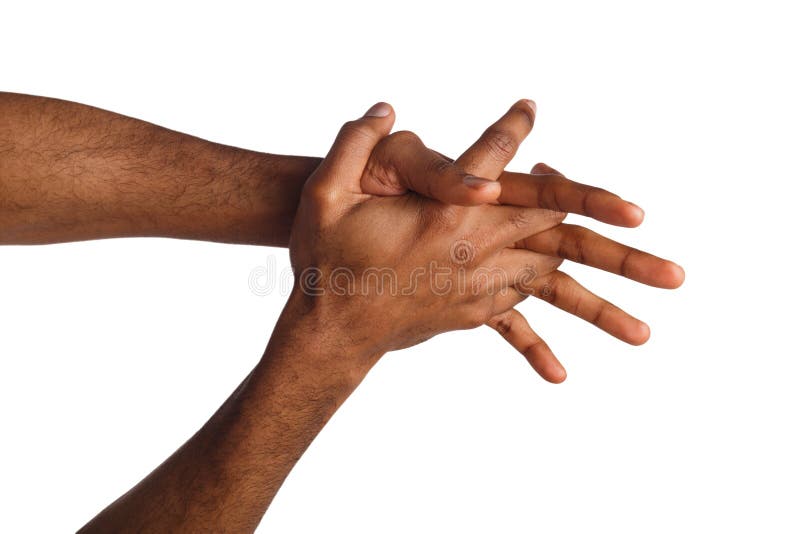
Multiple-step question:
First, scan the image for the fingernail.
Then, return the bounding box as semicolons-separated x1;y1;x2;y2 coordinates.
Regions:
364;102;391;117
523;99;537;116
629;202;645;218
463;175;498;189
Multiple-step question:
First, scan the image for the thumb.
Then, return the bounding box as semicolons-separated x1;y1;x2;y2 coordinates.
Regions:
309;102;395;195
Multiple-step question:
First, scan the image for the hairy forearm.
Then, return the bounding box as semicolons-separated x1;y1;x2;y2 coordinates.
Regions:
0;92;320;246
80;294;381;533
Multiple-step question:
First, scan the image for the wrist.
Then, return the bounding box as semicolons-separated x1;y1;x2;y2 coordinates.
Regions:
247;153;322;247
267;288;386;382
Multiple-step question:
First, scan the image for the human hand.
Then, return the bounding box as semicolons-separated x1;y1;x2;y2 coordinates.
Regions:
286;103;574;372
354;100;684;381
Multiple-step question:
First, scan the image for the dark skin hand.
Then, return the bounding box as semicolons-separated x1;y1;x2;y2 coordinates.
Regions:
0;93;683;381
78;102;683;532
357;100;684;380
1;93;683;531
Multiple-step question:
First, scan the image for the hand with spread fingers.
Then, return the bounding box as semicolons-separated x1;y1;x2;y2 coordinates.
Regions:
1;92;683;532
287;102;569;363
355;100;684;382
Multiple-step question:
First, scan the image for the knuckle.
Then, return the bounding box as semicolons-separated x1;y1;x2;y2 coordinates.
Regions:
482;128;517;161
417;156;453;200
539;276;558;303
558;231;586;265
508;208;533;229
619;248;636;278
471;264;507;295
532;162;549;174
426;203;464;231
339;120;375;144
489;311;514;336
532;162;562;176
470;270;490;294
581;187;610;216
425;154;453;176
387;129;421;147
463;306;492;330
513;263;539;292
530;257;564;280
301;180;336;208
589;303;607;326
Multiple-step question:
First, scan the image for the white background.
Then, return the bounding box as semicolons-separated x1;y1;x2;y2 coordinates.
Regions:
1;1;798;532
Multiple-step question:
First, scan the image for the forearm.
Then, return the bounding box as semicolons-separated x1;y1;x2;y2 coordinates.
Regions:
80;294;381;533
0;92;320;246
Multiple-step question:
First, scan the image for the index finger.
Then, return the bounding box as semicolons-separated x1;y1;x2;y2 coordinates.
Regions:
498;163;646;227
455;99;537;179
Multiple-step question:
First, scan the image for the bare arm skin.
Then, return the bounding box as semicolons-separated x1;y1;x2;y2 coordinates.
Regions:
79;103;684;532
0;93;683;378
2;94;682;529
79;296;375;533
0;92;320;246
79;103;567;533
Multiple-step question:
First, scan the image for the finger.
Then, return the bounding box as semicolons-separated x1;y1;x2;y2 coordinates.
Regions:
362;131;501;205
518;223;686;289
309;102;396;195
496;163;645;227
486;274;566;383
483;249;563;294
474;204;566;252
455;99;537;179
486;308;567;383
527;270;651;345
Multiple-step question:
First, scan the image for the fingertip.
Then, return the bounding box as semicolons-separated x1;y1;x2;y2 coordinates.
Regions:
522;98;537;112
531;350;567;384
604;200;645;227
363;101;394;118
325;103;396;190
664;262;686;289
629;321;651;345
520;98;537;125
362;102;396;135
649;260;685;289
625;202;645;227
502;99;537;130
547;365;568;384
462;175;501;205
